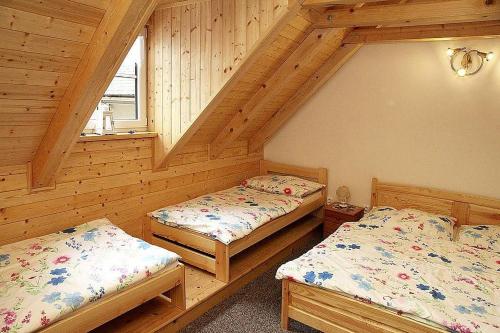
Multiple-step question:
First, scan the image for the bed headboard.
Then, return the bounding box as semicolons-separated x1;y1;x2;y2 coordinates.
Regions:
371;178;500;227
259;160;328;186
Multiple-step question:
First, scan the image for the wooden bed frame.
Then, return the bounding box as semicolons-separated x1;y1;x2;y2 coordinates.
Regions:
41;263;186;332
282;178;500;333
149;160;327;283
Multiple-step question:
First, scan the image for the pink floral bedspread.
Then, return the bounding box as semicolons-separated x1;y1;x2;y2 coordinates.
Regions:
0;218;179;333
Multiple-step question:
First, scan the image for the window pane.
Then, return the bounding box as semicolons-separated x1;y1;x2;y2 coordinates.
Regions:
84;33;146;133
103;37;141;121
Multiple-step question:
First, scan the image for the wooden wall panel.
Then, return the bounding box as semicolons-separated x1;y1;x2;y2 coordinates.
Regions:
188;11;316;145
149;0;288;157
0;0;268;242
0;136;262;245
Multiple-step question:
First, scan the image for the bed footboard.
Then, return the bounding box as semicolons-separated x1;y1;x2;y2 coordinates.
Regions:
281;280;445;333
151;225;231;283
41;264;186;332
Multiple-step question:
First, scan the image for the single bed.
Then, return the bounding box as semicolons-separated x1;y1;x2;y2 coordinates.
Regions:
278;178;500;333
0;218;185;333
147;160;327;282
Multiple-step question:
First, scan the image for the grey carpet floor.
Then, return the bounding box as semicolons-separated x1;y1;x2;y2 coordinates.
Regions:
181;239;321;333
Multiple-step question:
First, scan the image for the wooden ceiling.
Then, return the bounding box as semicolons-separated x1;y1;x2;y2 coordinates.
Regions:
158;0;500;167
0;0;109;166
0;0;499;189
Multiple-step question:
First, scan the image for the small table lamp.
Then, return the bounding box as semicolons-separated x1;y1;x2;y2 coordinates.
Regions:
336;186;351;208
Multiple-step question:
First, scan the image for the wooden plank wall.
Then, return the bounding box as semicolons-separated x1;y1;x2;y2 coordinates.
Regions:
0;0;297;246
0;136;262;245
149;0;288;150
0;0;110;166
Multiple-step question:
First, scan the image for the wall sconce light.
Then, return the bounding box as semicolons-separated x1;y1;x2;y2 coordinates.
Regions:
447;47;494;77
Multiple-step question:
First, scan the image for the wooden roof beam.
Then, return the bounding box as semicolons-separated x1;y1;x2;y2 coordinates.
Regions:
313;0;500;28
343;20;500;43
156;1;303;169
30;0;158;189
248;43;362;153
209;28;348;160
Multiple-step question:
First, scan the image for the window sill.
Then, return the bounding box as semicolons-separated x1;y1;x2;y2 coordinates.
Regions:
78;131;157;142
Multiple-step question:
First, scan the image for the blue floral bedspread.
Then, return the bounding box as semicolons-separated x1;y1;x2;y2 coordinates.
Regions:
0;218;179;333
149;186;303;245
276;221;500;333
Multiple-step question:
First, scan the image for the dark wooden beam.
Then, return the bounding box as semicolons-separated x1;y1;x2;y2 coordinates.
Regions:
344;21;500;43
314;0;500;28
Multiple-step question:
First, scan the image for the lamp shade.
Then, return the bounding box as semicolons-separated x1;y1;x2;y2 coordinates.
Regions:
336;186;351;204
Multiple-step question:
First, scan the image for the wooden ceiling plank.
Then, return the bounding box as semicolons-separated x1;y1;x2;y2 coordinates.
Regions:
0;113;53;124
248;43;363;153
303;0;381;7
0;5;96;43
1;0;105;27
156;0;206;10
0;67;72;87
344;21;500;43
156;1;303;169
209;28;348;160
0;99;58;109
70;0;111;11
315;0;500;28
30;0;158;189
0;48;80;73
0;28;88;59
0;83;66;101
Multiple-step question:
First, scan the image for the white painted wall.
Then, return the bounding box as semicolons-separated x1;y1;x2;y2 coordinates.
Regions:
265;39;500;207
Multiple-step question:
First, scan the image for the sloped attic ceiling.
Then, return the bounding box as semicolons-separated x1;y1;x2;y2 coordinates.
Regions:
0;0;109;166
0;0;160;189
156;0;500;168
0;0;499;189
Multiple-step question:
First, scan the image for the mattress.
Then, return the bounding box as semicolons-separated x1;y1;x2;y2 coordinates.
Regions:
276;218;500;333
149;185;321;245
0;218;180;333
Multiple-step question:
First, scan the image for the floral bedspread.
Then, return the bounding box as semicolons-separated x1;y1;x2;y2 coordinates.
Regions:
276;221;500;333
0;218;179;333
149;186;303;244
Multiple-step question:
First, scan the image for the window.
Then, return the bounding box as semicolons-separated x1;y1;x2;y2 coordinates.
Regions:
84;30;147;133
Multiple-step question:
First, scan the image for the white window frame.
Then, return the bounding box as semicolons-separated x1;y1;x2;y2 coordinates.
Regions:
84;29;147;133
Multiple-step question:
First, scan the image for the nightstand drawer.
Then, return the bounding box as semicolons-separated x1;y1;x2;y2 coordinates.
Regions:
323;202;364;238
323;219;343;237
325;210;362;221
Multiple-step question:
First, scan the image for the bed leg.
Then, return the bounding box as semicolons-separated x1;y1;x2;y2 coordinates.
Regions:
165;265;186;310
313;206;325;218
313;187;327;219
215;242;230;283
281;279;290;330
143;217;153;242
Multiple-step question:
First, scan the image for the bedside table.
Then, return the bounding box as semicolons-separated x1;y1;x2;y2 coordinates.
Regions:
323;202;365;238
